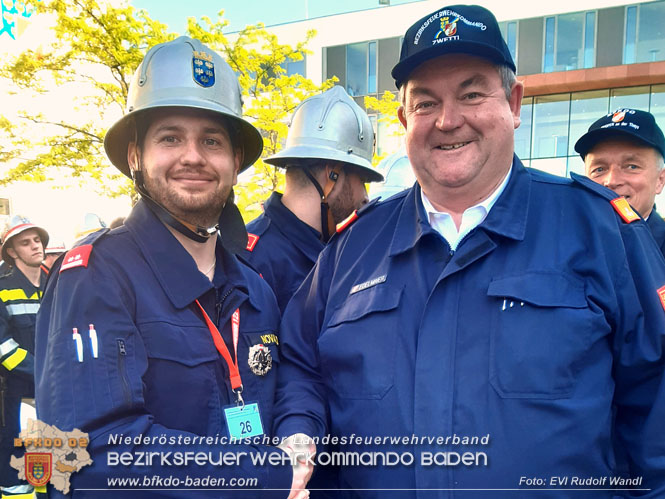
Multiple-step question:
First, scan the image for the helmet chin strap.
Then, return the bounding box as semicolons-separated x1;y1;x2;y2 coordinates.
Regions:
132;170;217;243
301;164;342;243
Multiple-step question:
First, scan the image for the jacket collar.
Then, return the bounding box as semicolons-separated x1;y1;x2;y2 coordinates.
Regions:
390;155;529;256
124;200;252;310
263;192;324;263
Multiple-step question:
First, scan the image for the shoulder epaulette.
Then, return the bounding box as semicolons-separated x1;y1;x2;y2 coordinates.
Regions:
59;228;109;273
570;173;641;224
246;233;260;252
336;197;381;234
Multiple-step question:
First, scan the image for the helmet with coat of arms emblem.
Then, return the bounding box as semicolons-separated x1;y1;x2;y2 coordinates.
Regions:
104;36;263;177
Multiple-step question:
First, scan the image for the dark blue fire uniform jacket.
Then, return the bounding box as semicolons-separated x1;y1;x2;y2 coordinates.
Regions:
35;200;292;498
646;208;665;258
245;192;324;314
274;157;665;499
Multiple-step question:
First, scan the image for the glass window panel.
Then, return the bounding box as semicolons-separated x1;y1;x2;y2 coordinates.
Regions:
555;12;584;71
544;17;555;73
368;41;377;94
532;94;570;158
583;12;595;69
624;6;637;64
500;21;518;63
650;84;665;133
346;43;368;96
376;113;404;157
636;2;665;62
610;86;649;111
529;158;568;178
282;56;305;77
567;155;586;177
568;89;609;156
515;97;533;160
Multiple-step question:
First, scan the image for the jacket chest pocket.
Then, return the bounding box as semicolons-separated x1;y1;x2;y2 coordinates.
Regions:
319;285;402;399
140;322;222;434
487;271;590;399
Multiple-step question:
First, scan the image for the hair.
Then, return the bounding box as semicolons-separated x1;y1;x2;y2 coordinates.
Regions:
399;63;517;104
284;159;328;189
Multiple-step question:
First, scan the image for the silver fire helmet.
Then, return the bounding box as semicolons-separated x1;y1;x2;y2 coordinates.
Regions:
266;86;383;182
104;36;263;177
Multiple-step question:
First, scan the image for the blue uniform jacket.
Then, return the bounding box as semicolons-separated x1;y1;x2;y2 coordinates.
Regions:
36;200;292;498
646;208;665;257
245;192;324;314
274;157;665;498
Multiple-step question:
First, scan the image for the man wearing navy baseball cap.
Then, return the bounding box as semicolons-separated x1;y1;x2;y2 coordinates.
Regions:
274;5;665;498
576;109;665;255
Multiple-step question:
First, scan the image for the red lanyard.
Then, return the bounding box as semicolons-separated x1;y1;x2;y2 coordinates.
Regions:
195;300;242;394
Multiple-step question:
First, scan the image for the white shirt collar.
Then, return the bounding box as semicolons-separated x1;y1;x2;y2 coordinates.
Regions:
420;166;512;251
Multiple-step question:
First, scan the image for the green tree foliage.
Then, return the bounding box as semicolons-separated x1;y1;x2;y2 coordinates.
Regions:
1;0;335;218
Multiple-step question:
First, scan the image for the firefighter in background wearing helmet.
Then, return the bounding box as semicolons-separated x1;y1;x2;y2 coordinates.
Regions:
244;86;383;313
35;37;305;498
42;239;67;273
0;216;48;498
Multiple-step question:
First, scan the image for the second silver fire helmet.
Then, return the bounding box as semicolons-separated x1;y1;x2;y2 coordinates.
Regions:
104;36;263;176
266;86;383;182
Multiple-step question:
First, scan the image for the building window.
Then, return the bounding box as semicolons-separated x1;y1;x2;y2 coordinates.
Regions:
499;21;518;64
346;41;377;96
532;94;571;158
624;2;665;64
282;55;306;77
568;89;609;156
543;11;596;72
610;86;650;110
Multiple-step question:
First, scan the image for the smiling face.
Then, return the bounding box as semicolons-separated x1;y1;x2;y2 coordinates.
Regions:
398;54;523;211
128;108;241;227
585;138;665;218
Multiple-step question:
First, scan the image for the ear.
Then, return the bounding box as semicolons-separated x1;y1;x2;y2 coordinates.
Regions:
655;164;665;195
6;246;17;260
127;142;140;173
398;105;407;130
509;80;525;130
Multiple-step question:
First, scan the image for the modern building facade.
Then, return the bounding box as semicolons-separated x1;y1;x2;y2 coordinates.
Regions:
266;0;665;184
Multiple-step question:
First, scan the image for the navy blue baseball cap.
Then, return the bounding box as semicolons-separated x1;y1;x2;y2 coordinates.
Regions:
574;109;665;159
391;4;516;89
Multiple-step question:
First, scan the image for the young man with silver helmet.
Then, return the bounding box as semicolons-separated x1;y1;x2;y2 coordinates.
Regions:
35;37;305;498
244;86;383;313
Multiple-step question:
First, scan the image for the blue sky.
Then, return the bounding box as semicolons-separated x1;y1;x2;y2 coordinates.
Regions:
131;0;421;33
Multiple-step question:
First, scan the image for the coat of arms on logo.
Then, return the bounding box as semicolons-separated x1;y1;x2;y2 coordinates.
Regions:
192;50;215;88
25;453;52;487
436;16;459;39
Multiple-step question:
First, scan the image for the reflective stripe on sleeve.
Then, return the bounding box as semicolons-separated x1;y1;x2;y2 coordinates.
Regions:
0;338;19;357
2;348;27;371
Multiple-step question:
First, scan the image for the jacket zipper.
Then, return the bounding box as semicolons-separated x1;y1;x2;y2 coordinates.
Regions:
116;339;131;405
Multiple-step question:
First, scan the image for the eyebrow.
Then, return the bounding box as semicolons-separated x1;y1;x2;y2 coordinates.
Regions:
152;124;229;136
407;73;491;99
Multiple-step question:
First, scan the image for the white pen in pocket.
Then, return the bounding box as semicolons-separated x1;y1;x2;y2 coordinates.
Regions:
89;324;99;359
73;328;83;362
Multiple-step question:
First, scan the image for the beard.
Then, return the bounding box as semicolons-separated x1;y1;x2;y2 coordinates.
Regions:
328;176;360;224
142;167;231;228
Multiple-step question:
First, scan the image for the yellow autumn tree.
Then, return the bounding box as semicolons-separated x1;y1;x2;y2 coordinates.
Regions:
1;0;335;219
